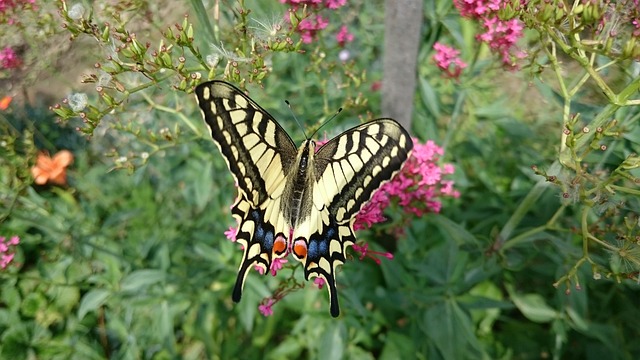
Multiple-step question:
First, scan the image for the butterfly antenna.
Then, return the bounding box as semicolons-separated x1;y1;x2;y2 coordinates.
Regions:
285;100;309;140
309;107;343;140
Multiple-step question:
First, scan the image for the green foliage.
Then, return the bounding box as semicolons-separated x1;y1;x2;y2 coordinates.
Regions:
1;0;639;359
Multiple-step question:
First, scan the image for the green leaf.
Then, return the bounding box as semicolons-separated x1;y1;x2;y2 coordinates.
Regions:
318;321;345;360
0;323;30;360
507;285;559;323
566;306;589;332
380;332;415;360
424;299;482;360
120;269;166;292
20;292;46;318
429;214;482;247
78;289;111;320
419;78;441;119
0;282;21;311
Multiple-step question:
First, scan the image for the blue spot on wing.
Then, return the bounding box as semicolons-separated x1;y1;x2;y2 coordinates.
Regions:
308;241;319;258
251;209;274;251
306;223;336;261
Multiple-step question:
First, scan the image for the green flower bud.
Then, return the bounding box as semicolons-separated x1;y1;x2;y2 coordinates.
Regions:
101;25;111;42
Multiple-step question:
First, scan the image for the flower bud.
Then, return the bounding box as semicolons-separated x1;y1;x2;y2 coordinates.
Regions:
187;24;194;41
101;25;111;42
621;154;640;170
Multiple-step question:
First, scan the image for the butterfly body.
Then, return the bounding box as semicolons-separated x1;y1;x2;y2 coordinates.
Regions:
196;81;413;317
281;140;315;229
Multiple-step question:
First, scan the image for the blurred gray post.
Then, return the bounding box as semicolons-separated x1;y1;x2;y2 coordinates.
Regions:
382;0;423;132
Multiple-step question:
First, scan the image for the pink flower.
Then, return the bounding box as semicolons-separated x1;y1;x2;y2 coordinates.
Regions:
352;243;393;265
258;298;276;316
0;0;35;12
280;0;343;8
479;17;525;66
0;0;36;24
0;235;20;269
453;0;501;17
0;47;21;69
281;0;349;44
269;257;288;276
298;15;329;43
433;42;467;78
453;0;525;68
8;236;19;245
336;25;354;47
224;226;237;242
1;253;15;268
354;139;459;230
314;277;325;289
353;190;388;231
325;0;346;9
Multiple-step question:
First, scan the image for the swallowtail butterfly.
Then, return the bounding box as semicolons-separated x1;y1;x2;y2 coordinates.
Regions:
195;81;413;317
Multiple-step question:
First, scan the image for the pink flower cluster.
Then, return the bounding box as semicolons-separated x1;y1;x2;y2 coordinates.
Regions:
298;15;329;44
0;46;21;69
352;243;393;265
0;235;20;269
280;0;351;44
0;0;36;24
354;139;459;231
258;298;275;316
255;257;288;276
280;0;346;8
336;25;354;47
453;0;525;67
626;2;640;38
433;42;467;78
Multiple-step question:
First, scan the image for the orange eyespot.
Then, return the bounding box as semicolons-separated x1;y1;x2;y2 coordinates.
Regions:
273;234;287;255
293;239;307;259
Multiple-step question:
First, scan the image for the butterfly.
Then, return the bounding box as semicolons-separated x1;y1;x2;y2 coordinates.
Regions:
195;80;413;317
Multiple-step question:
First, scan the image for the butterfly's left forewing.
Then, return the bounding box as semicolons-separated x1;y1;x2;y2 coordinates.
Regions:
195;81;297;302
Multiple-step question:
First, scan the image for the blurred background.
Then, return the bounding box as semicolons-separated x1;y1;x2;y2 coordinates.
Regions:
1;0;639;359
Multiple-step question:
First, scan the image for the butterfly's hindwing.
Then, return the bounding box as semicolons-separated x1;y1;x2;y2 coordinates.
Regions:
230;196;288;302
196;80;414;317
296;215;356;317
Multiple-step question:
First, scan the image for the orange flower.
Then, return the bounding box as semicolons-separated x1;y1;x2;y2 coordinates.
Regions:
0;96;12;110
31;150;74;185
